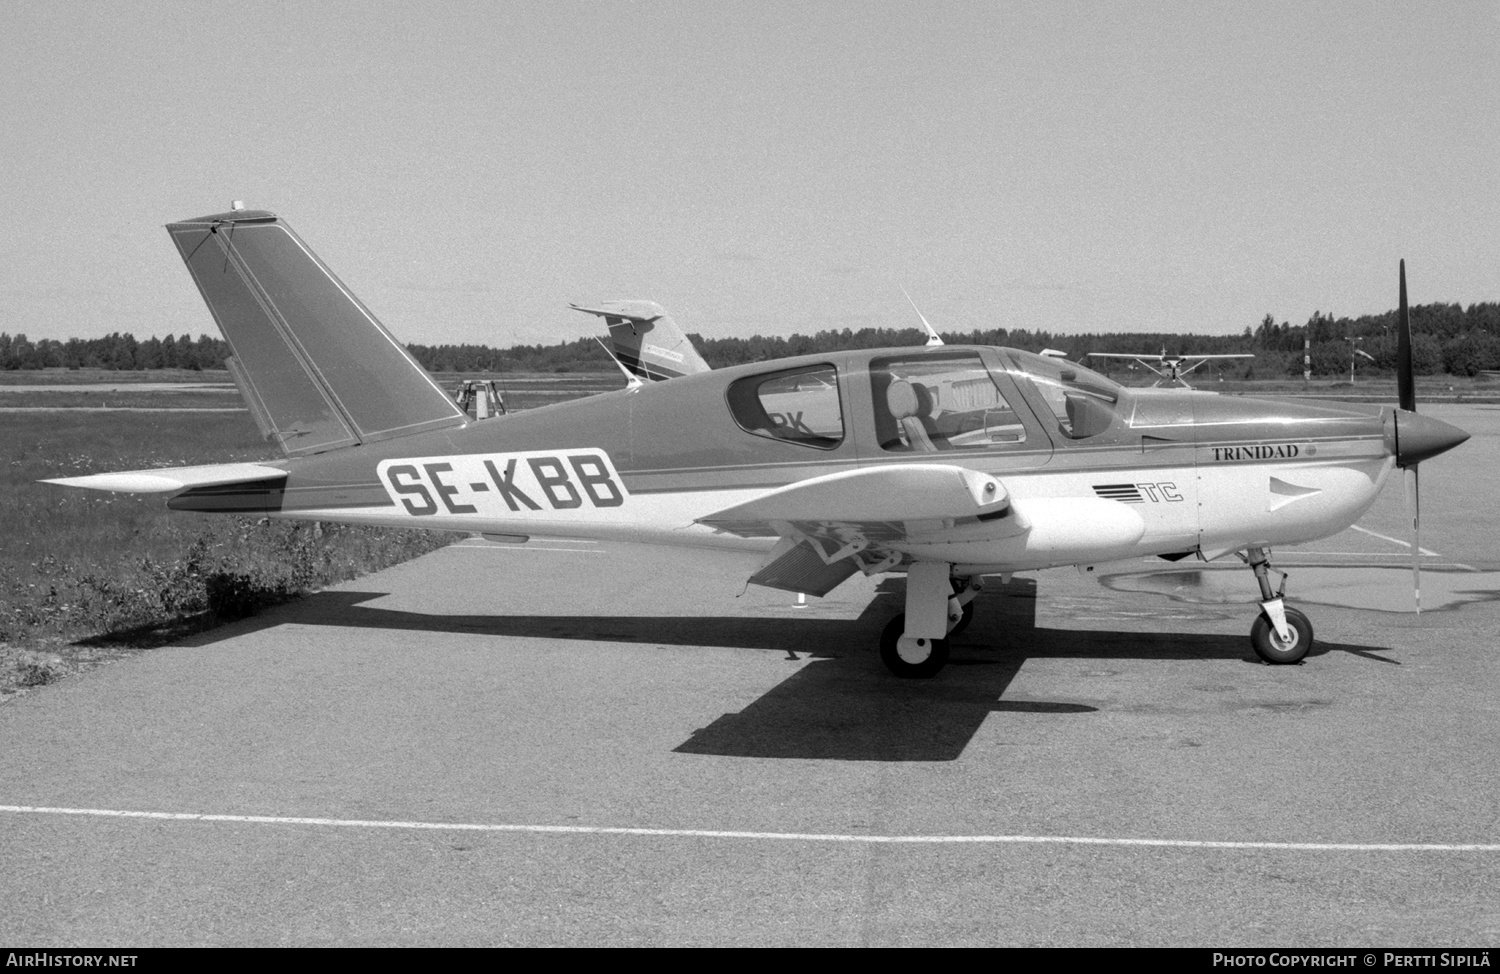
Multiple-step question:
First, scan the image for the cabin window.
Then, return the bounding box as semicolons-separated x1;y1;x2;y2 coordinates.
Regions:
726;365;844;449
870;354;1027;452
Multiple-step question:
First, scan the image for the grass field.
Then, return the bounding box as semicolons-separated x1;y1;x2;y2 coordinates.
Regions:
0;406;464;698
0;375;624;699
0;368;227;386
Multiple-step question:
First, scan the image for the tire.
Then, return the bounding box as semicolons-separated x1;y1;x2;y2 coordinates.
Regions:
1250;606;1314;664
879;613;950;678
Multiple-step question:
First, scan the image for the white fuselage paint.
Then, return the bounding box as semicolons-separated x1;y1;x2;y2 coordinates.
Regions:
277;448;1397;577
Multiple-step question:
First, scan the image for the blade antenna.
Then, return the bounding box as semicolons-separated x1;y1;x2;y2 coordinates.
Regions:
901;286;944;346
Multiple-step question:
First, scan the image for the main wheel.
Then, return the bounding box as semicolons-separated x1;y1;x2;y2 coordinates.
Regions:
879;613;950;678
1250;606;1314;664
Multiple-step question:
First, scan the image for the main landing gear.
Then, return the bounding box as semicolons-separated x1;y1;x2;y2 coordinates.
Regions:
879;552;1317;675
879;565;981;679
1242;546;1314;664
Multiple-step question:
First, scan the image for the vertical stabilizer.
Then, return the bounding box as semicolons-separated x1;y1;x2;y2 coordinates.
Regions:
569;300;711;381
167;208;465;456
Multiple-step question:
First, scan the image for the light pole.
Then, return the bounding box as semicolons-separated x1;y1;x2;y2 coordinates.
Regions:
1347;335;1374;384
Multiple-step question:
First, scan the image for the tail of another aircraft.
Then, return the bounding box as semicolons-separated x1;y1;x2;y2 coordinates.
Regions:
569;301;711;381
167;207;466;457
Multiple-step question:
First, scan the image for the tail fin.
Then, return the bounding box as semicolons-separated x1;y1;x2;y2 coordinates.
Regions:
569;300;711;381
167;207;465;456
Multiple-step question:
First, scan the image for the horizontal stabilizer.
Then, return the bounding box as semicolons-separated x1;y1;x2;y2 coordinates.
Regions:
1086;352;1253;361
569;302;662;327
698;464;1008;537
43;462;288;494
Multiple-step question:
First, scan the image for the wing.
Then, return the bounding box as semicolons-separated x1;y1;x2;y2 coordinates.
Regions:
1085;353;1166;361
697;464;1016;596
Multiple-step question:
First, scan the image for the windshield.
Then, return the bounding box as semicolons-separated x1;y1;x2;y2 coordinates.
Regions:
1002;350;1124;439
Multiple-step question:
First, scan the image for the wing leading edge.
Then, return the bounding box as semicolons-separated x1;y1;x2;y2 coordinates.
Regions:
698;464;1149;596
698;464;1013;596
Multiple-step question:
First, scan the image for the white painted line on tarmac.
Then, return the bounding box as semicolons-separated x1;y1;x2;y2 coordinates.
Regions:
454;537;597;545
0;407;246;413
1349;524;1439;556
453;544;603;554
3;804;1497;852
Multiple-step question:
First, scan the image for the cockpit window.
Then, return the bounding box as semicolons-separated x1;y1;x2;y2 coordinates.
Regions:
1002;351;1123;440
726;364;843;449
870;353;1027;452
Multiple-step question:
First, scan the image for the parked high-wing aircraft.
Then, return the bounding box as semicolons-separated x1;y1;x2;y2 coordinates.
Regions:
46;208;1469;677
1086;350;1255;388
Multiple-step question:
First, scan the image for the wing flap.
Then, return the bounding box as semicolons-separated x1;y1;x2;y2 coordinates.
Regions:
747;536;861;596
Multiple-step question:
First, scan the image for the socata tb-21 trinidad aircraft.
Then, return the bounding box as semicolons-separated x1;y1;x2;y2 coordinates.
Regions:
47;207;1470;678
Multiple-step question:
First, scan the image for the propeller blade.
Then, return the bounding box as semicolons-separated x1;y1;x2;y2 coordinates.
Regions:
1404;465;1421;614
1397;259;1415;412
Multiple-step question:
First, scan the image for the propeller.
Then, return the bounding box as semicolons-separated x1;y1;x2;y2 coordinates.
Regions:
1385;288;1468;612
1398;261;1421;612
1390;260;1468;612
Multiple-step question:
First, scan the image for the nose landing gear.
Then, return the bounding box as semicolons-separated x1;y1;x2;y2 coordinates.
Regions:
1243;546;1314;664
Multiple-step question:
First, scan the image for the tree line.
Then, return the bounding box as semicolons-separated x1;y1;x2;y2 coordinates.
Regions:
6;300;1500;377
0;333;231;372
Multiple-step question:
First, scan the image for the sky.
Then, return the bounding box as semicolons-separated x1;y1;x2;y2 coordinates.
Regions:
2;0;1497;348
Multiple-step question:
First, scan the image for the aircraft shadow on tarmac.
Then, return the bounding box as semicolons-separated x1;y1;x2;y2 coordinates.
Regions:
180;577;1392;762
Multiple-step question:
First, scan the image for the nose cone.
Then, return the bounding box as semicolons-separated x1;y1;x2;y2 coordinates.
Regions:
1389;410;1471;466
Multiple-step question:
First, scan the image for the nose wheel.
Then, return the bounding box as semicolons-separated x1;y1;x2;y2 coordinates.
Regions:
1243;546;1315;664
1251;606;1313;664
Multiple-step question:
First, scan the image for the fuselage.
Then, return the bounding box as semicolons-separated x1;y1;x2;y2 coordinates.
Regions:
171;345;1409;576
